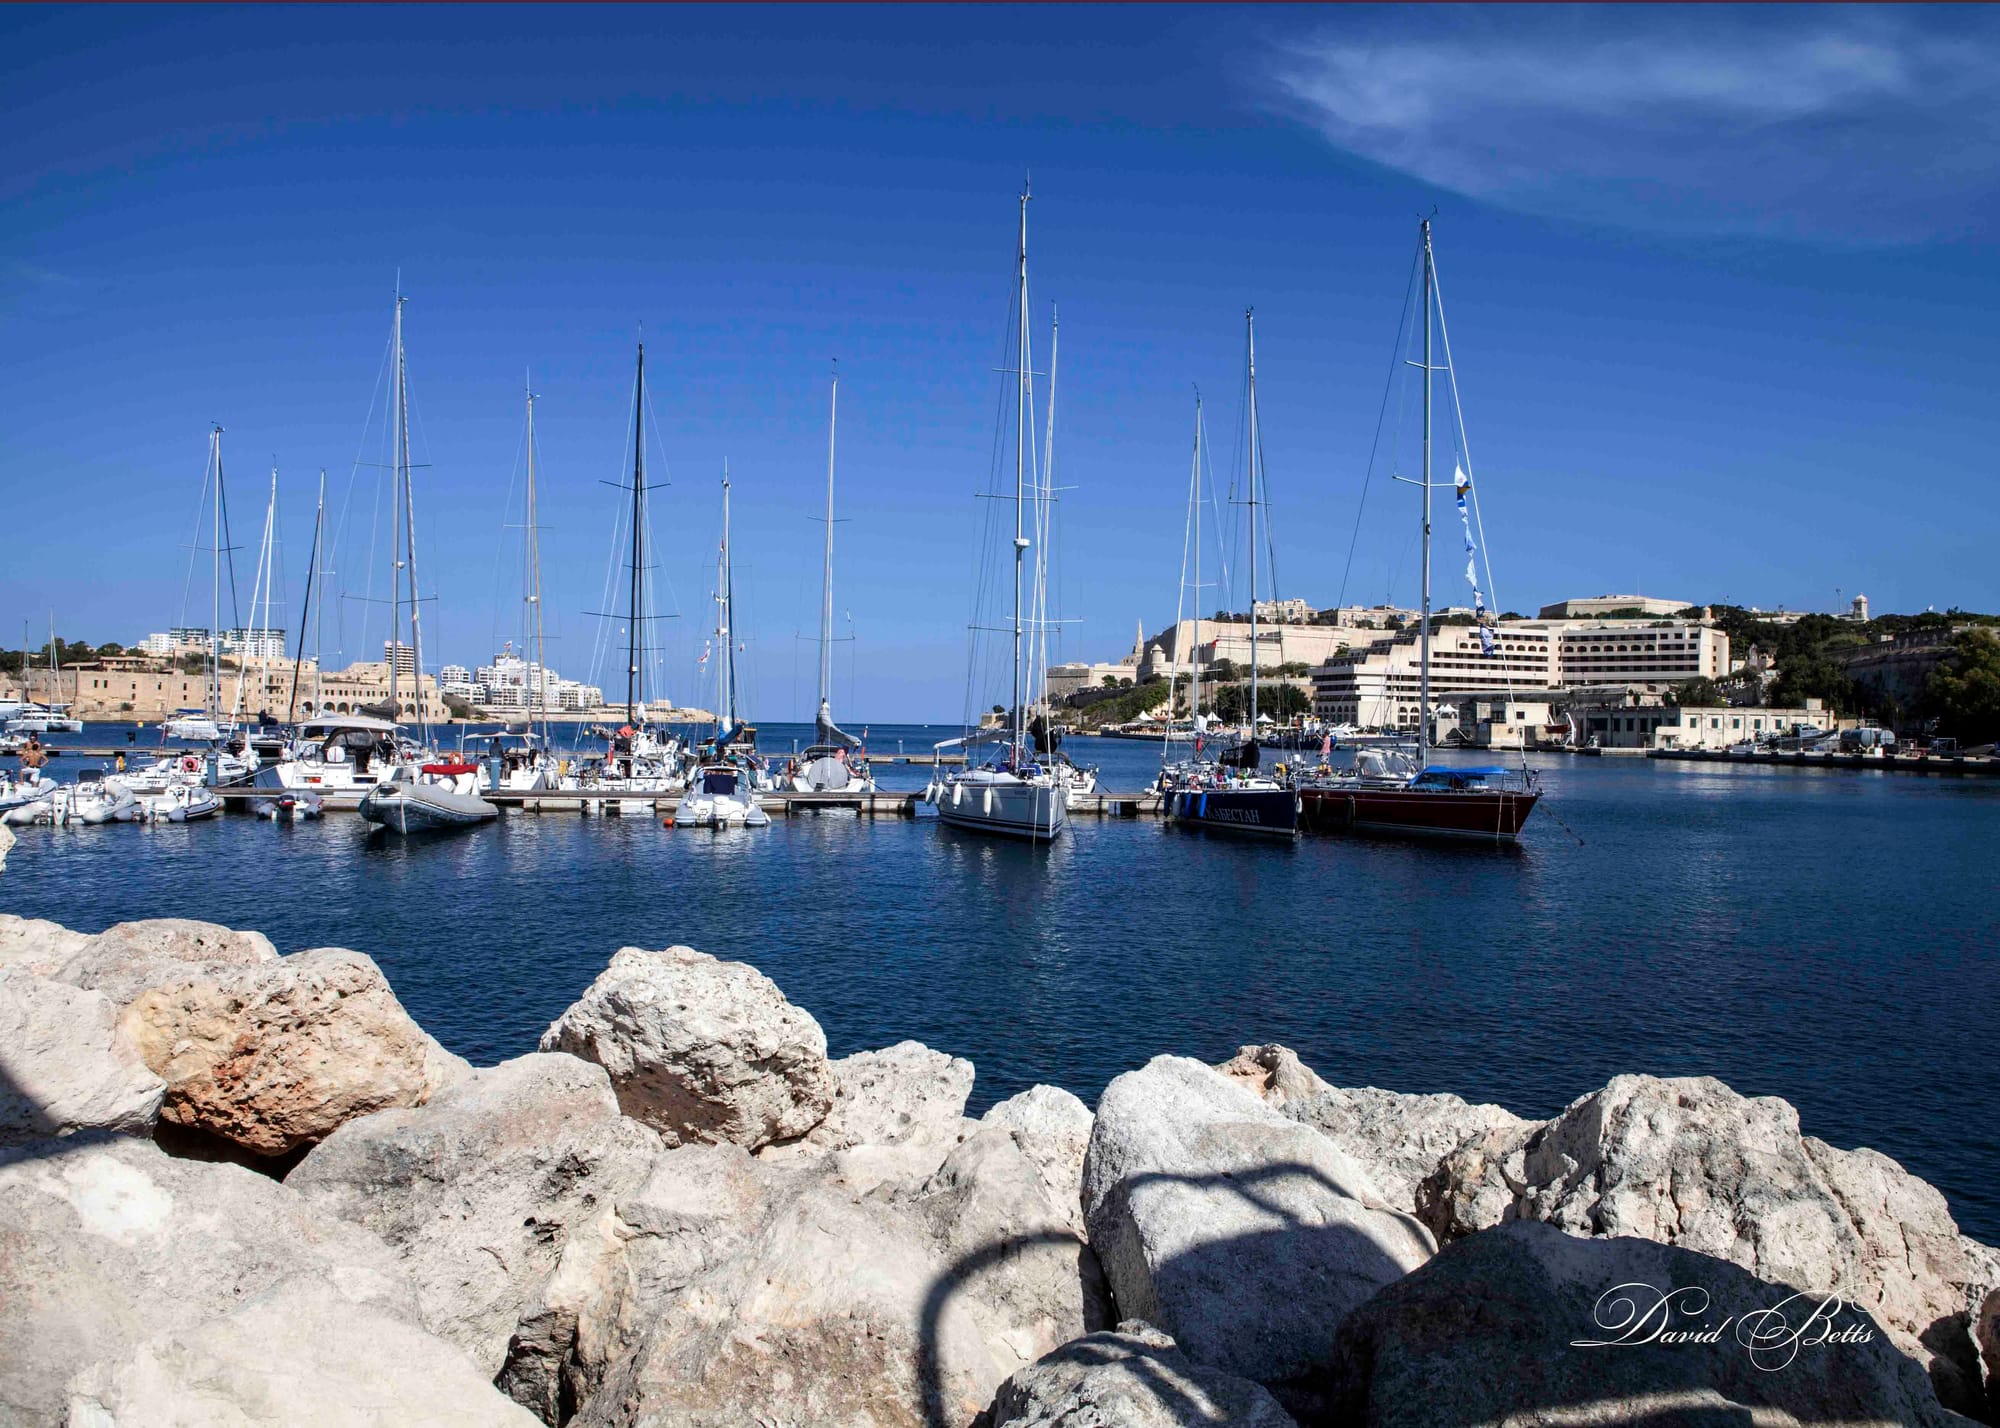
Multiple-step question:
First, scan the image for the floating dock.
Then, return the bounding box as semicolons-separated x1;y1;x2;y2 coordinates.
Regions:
212;787;1166;818
1649;748;1999;776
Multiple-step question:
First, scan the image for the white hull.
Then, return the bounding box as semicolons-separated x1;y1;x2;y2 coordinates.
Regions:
672;791;770;827
933;772;1068;842
788;757;876;794
134;785;221;822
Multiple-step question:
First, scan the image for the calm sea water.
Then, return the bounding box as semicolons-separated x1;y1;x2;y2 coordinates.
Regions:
6;724;1998;1240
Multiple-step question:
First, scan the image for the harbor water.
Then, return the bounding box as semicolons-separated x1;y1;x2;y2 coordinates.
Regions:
4;724;1997;1240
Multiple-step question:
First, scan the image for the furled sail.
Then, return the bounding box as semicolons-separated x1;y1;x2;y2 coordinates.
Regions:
814;697;862;750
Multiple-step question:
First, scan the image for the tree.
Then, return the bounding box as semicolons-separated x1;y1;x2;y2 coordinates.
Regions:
1670;677;1725;708
1207;658;1238;682
1101;675;1120;688
1919;630;2000;747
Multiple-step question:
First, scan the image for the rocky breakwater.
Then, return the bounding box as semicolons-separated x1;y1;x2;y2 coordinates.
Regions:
0;899;1994;1428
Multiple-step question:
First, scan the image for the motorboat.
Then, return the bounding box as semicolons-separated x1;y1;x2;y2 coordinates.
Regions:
255;789;324;821
359;761;498;834
0;770;59;825
162;710;232;742
134;783;221;823
670;762;770;828
61;771;139;825
4;704;83;735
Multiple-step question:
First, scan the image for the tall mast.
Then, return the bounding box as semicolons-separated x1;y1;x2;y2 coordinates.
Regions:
525;374;548;747
818;361;837;720
398;294;428;742
1419;219;1434;765
1191;393;1203;738
719;468;736;732
287;472;324;726
210;425;224;719
628;341;645;724
1011;180;1030;754
1246;308;1260;734
388;295;404;717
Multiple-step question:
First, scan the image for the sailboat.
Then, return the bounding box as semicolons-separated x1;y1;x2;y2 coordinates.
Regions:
1161;310;1299;836
790;363;874;794
490;376;567;793
1298;220;1538;841
928;182;1070;842
353;290;495;835
672;472;771;828
6;618;84;735
160;427;239;744
589;339;684;813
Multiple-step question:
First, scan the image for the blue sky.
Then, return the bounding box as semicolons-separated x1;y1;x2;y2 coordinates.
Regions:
5;5;1997;721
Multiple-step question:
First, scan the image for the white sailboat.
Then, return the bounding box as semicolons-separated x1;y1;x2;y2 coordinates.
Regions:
349;290;493;836
790;362;875;794
490;376;569;794
162;427;239;743
673;472;771;828
929;182;1070;842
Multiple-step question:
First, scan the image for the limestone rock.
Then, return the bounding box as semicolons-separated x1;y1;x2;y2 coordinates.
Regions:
1414;1073;1996;1417
1220;1044;1531;1218
0;970;163;1143
1976;1285;2000;1408
287;1052;661;1383
50;917;279;1006
0;817;11;871
539;944;833;1150
64;1278;545;1427
980;1084;1094;1230
0;911;91;975
791;1038;978;1190
989;1320;1299;1428
118;946;467;1158
0;1135;413;1426
1080;1055;1434;1391
1326;1220;1968;1427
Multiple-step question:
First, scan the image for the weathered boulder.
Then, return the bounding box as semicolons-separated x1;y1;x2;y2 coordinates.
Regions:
1326;1219;1968;1427
1081;1056;1434;1392
539;944;833;1150
0;816;12;870
980;1084;1094;1231
0;970;163;1143
989;1320;1299;1428
49;916;279;1006
0;1135;414;1426
1220;1043;1530;1218
1414;1073;1995;1414
1977;1286;2000;1409
783;1038;978;1190
117;945;467;1158
0;911;91;975
287;1052;661;1384
64;1278;545;1427
554;1113;1103;1428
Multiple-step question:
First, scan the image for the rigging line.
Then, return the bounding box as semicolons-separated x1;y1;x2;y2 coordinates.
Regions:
490;407;530;671
1337;244;1423;613
176;438;215;632
588;365;641;691
329;318;394;664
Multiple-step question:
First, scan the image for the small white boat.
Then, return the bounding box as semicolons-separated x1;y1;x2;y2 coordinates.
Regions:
671;763;770;828
4;705;83;736
62;772;139;825
162;712;232;742
360;761;499;834
255;789;324;821
0;770;59;824
135;783;221;823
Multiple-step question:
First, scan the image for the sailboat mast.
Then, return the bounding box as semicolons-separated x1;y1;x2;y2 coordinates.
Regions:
819;362;837;718
525;376;548;746
397;296;428;743
628;342;645;724
210;425;224;720
1011;181;1030;754
1246;308;1260;733
1418;219;1434;764
720;469;736;731
287;473;323;726
389;296;404;717
1191;393;1203;739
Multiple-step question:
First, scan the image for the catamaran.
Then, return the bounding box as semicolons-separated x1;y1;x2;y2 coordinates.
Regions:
673;472;771;828
1161;311;1299;837
1297;220;1539;841
6;620;84;735
928;182;1070;842
790;363;874;794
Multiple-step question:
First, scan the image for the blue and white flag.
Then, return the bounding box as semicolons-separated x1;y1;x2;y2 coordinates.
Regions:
1454;465;1497;656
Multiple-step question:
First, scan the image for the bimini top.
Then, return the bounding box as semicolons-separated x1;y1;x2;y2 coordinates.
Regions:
299;715;401;736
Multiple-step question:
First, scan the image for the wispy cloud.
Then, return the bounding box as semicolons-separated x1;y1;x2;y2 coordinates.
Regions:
1263;9;2000;243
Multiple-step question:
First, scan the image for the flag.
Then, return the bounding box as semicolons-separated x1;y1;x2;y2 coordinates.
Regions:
1453;464;1494;650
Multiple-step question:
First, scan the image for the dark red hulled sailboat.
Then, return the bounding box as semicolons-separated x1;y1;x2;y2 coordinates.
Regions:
1299;218;1540;844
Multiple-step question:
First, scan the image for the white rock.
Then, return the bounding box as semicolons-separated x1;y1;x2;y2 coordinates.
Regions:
1219;1044;1529;1217
1081;1056;1434;1391
287;1052;661;1385
0;970;163;1144
0;818;11;871
980;1084;1094;1230
118;946;468;1157
989;1320;1299;1428
49;917;279;1007
784;1038;977;1191
64;1278;545;1427
538;944;833;1150
0;911;91;976
0;1136;414;1426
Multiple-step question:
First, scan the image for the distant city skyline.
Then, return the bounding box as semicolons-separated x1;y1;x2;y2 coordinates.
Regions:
5;6;1997;722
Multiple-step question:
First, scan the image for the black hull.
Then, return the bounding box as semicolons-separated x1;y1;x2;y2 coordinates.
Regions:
1163;786;1299;837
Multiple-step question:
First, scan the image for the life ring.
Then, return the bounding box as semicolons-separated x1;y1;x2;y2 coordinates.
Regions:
181;755;200;773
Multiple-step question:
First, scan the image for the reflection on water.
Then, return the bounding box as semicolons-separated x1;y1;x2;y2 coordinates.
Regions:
3;736;1997;1239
